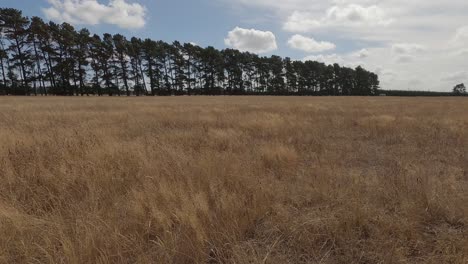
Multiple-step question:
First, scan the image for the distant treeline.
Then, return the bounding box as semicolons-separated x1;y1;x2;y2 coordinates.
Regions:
0;8;382;96
382;90;467;97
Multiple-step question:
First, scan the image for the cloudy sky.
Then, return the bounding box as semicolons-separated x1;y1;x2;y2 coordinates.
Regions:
3;0;468;91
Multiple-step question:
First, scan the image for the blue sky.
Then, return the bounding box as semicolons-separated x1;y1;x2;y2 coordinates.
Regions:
2;0;468;91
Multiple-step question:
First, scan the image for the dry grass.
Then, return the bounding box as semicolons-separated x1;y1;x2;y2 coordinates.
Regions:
0;96;467;264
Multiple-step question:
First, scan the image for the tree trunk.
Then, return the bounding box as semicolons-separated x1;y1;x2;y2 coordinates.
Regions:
0;58;6;88
119;56;130;96
138;58;148;95
146;56;155;96
14;37;28;90
32;40;45;95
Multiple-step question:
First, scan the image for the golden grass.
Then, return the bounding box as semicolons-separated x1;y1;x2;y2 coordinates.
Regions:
0;96;467;263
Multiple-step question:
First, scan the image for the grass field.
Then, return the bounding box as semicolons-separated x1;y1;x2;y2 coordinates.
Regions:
0;97;467;263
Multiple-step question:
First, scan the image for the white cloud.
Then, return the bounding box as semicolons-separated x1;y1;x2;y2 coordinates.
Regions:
224;27;278;54
302;47;373;68
375;67;396;78
390;43;425;63
326;4;392;26
284;4;392;32
283;12;321;33
455;49;468;56
287;34;335;53
352;48;370;59
392;43;425;54
42;0;147;29
441;71;468;82
408;79;422;85
395;55;415;64
452;25;468;45
451;25;468;56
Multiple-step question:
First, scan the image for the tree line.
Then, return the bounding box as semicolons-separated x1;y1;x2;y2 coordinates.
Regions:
0;8;381;96
381;84;467;97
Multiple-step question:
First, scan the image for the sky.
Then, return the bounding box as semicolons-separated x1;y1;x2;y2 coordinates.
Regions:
2;0;468;91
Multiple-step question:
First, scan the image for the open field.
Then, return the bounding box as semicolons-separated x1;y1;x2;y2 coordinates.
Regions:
0;97;467;263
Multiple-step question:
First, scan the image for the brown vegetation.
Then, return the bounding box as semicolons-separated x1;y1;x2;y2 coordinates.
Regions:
0;97;467;263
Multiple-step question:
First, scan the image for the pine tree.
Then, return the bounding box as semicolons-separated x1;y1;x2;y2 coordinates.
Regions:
75;29;90;95
2;8;32;94
284;57;297;94
113;34;131;96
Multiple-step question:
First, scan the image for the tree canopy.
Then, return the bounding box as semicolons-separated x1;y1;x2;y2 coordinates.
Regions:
0;8;381;96
453;83;466;95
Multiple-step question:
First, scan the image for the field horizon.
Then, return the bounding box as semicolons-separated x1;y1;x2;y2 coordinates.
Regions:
0;96;467;263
